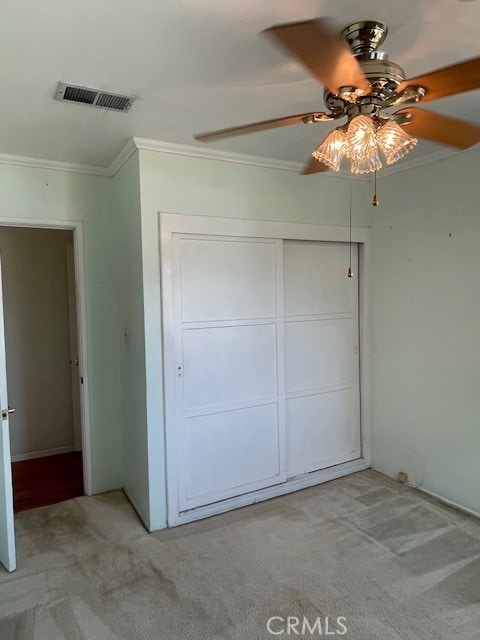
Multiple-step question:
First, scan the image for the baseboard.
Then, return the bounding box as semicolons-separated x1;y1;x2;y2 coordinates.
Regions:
148;518;167;533
372;468;480;521
416;486;480;521
122;487;152;532
11;445;76;462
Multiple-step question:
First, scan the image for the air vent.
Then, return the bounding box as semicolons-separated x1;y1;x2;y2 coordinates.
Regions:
55;82;136;112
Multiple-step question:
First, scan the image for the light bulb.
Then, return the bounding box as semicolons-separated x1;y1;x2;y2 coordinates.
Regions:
377;120;417;165
346;116;376;157
312;128;347;172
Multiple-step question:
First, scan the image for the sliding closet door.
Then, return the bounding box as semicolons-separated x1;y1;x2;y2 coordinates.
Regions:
284;241;361;477
173;234;286;512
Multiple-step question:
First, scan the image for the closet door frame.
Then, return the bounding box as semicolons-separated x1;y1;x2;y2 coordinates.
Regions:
160;213;371;527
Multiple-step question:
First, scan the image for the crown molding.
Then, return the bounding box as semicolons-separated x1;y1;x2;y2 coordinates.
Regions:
0;151;111;177
0;139;360;179
131;137;303;172
368;144;480;180
108;138;138;175
1;137;476;181
110;137;361;180
373;148;457;179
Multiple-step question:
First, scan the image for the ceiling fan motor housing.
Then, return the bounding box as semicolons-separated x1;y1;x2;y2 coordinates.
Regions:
324;21;409;118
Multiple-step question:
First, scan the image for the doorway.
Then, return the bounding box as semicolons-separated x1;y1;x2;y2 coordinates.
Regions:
0;226;85;511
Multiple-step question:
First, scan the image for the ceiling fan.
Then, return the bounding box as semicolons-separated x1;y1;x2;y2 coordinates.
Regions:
194;19;480;175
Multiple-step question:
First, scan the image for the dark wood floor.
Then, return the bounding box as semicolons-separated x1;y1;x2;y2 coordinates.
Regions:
11;451;84;512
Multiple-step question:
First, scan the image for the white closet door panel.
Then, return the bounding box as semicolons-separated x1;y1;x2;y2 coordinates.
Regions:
285;319;355;393
179;238;276;322
286;389;359;477
183;404;280;508
173;234;286;515
283;240;360;480
183;324;277;410
284;242;354;317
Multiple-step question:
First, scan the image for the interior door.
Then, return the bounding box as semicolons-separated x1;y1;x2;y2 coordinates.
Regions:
66;243;82;451
0;250;16;572
284;241;361;477
173;234;286;512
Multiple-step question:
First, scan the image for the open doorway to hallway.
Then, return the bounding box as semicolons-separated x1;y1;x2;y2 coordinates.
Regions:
0;226;84;511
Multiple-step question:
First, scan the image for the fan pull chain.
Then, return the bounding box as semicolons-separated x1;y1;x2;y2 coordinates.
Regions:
372;168;379;206
347;174;353;278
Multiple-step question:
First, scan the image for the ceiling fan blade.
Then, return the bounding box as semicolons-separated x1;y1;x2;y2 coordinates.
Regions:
194;112;330;142
397;107;480;149
397;57;480;103
264;19;370;96
301;154;330;175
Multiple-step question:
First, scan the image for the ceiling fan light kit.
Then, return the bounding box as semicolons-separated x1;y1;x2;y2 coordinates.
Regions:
315;114;418;174
195;17;480;176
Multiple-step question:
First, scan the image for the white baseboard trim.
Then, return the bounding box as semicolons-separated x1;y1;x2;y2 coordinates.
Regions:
122;487;153;532
170;458;370;527
372;468;480;521
11;445;76;462
416;486;480;521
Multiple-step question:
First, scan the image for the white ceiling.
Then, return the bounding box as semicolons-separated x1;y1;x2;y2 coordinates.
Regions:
1;0;479;169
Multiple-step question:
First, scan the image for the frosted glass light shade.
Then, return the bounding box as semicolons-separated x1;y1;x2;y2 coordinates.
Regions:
312;128;347;171
346;116;382;173
377;120;417;165
346;116;375;156
349;148;382;174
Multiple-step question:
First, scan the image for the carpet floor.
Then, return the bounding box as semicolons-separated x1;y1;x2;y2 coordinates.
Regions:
1;470;479;639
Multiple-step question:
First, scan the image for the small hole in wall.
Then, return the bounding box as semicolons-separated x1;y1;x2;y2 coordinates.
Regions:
449;233;453;238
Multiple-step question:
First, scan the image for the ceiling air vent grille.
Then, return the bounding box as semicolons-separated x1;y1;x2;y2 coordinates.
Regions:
63;86;97;105
55;82;136;112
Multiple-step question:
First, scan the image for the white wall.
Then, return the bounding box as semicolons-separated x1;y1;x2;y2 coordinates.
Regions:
112;153;150;525
110;144;480;528
110;144;480;527
371;148;480;516
137;150;370;529
0;227;76;459
0;164;122;492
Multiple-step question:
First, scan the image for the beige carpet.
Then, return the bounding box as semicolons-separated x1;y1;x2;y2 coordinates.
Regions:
1;470;480;639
